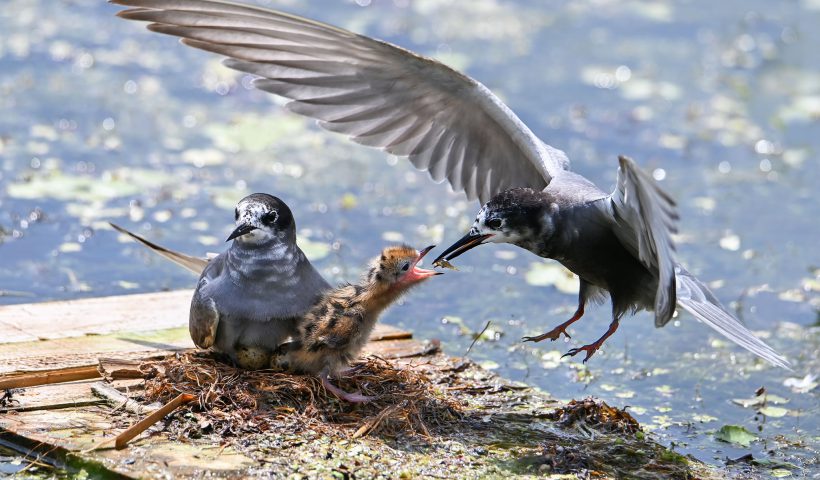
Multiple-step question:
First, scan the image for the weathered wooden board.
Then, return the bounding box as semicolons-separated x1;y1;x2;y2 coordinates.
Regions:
0;290;193;343
0;291;721;479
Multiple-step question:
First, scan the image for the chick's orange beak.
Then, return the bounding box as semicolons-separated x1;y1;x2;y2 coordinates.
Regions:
404;245;442;282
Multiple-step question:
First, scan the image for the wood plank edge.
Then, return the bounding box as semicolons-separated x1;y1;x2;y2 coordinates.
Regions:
0;428;135;479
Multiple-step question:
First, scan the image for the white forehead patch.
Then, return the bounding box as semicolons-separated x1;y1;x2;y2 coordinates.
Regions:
474;207;487;227
236;200;272;227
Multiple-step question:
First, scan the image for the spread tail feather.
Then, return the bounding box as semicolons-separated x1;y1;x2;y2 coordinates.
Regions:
676;266;790;370
109;222;208;275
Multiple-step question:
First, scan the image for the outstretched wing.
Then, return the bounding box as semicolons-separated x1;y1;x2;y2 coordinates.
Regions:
110;222;208;275
676;266;790;369
607;156;679;326
112;0;569;203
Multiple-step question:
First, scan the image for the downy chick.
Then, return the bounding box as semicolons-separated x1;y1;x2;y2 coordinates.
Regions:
275;245;440;403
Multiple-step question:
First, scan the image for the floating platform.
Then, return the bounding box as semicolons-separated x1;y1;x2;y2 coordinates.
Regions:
0;290;722;479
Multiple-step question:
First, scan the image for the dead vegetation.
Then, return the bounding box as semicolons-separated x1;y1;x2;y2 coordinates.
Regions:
137;352;462;440
546;397;642;434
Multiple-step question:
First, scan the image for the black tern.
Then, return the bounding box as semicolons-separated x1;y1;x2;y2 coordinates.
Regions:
275;245;439;403
112;1;788;368
112;193;330;368
435;158;789;367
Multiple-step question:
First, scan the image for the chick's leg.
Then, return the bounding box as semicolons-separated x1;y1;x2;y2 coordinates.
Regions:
320;370;374;404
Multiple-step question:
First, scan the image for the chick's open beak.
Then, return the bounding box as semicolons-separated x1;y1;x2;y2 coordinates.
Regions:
226;223;257;242
405;245;442;282
433;232;493;263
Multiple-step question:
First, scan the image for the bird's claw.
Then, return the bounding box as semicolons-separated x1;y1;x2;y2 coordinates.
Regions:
522;327;571;343
561;344;600;363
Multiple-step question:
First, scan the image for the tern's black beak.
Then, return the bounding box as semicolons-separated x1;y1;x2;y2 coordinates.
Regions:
433;232;493;263
226;223;257;242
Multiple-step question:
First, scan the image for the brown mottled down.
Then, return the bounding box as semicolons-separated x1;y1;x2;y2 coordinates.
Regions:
274;245;440;402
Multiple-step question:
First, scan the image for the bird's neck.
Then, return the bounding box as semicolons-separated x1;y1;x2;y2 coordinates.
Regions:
225;240;302;283
353;281;409;320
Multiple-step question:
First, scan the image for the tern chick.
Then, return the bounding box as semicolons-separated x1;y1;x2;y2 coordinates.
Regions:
112;193;330;369
275;245;440;403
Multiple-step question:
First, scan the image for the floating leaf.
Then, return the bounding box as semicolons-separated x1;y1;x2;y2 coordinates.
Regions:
766;395;790;404
339;193;358;210
655;385;675;395
783;374;818;394
758;406;789;418
296;236;331;261
732;394;789;408
58;242;82;253
204;114;310;153
752;458;799;470
539;350;563;370
715;425;758;447
478;360;500;370
381;231;404;242
693;413;717;423
524;262;579;294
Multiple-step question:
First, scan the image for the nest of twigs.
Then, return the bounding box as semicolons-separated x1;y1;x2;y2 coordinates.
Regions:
546;397;641;434
138;352;462;439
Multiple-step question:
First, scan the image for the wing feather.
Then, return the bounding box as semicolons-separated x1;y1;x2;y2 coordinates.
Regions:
677;267;790;369
608;156;679;326
109;222;208;275
113;0;569;202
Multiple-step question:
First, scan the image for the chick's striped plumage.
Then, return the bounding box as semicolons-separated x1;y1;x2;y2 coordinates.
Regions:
274;245;438;402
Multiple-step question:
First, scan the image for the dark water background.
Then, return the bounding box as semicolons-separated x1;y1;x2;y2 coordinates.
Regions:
1;0;818;476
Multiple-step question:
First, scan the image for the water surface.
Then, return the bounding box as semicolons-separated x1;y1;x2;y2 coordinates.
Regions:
0;0;817;476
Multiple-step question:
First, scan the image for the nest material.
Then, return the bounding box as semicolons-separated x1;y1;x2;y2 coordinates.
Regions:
138;352;462;439
547;397;641;434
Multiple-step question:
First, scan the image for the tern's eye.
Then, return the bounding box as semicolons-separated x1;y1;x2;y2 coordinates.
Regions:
234;208;239;221
487;218;502;230
261;212;277;226
401;262;410;271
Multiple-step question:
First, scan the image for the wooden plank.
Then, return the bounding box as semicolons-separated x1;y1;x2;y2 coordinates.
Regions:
0;327;193;375
0;290;193;344
0;290;414;345
0;380;107;413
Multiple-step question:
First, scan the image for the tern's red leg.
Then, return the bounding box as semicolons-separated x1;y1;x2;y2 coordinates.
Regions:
320;372;375;404
523;303;585;343
562;318;621;363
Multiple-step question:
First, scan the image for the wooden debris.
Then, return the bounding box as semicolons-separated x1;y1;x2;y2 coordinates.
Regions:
115;393;196;449
0;365;100;389
97;358;146;381
90;382;159;415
